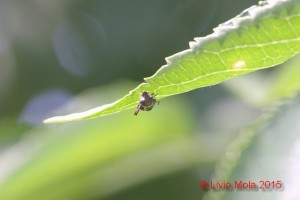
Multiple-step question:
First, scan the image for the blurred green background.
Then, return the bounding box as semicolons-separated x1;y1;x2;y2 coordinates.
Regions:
2;0;295;200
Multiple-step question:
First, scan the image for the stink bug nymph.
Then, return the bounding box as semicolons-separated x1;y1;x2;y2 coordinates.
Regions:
134;91;159;115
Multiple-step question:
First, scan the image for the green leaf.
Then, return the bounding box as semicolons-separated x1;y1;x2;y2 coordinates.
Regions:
203;95;300;200
44;0;300;123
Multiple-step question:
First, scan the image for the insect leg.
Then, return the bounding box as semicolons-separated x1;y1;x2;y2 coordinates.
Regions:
134;104;142;116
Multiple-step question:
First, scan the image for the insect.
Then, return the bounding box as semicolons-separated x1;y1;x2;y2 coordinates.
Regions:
134;91;159;116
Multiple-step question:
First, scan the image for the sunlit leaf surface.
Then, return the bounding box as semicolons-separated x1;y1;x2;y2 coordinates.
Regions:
44;0;300;123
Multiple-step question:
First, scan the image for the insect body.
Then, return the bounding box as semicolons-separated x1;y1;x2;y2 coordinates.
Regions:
134;91;159;115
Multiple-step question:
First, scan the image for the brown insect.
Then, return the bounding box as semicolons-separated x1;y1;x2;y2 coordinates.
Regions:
134;91;159;115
